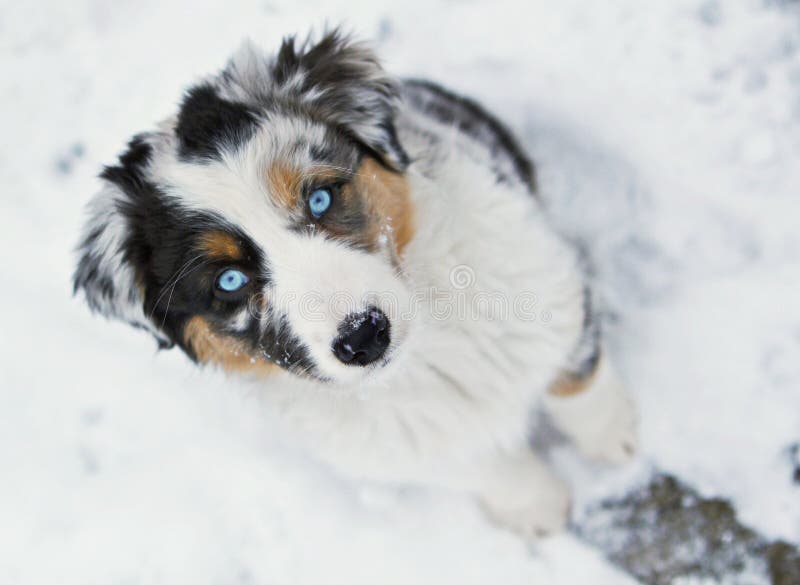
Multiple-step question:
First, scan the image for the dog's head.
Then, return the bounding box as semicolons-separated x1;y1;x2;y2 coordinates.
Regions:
74;31;415;385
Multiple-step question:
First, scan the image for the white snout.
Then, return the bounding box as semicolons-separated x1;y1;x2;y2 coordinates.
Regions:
268;234;412;384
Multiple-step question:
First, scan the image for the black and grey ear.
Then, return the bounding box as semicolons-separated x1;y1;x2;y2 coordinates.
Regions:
73;181;170;347
227;31;409;171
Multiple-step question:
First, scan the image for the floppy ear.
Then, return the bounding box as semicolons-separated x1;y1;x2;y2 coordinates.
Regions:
228;31;409;171
73;180;170;347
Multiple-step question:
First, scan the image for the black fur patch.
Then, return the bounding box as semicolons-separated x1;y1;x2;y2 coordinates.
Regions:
175;84;260;160
100;135;154;194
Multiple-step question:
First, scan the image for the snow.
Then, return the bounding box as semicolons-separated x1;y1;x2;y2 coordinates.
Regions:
1;0;798;583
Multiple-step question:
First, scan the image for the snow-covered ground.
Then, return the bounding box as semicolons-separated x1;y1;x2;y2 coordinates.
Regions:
1;0;799;583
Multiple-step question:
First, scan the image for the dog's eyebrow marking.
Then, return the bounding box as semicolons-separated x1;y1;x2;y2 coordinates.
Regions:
266;162;303;210
198;230;244;260
265;162;348;212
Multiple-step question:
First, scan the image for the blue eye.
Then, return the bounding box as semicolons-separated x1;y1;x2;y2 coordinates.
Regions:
216;268;249;293
308;187;332;218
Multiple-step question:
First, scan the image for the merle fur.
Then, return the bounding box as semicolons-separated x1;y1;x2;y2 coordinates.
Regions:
243;30;409;171
402;79;536;192
175;32;409;172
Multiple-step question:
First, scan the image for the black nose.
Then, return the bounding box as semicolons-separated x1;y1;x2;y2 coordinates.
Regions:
332;307;391;366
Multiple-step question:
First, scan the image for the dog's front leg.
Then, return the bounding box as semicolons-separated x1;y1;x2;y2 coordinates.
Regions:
544;351;638;464
412;448;570;538
470;448;571;538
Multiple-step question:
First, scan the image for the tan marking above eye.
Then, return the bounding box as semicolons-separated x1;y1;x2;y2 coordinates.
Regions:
183;316;276;376
266;162;346;212
266;162;303;210
198;231;243;261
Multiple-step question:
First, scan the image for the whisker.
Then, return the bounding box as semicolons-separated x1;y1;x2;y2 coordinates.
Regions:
149;254;205;320
159;259;211;327
302;164;379;183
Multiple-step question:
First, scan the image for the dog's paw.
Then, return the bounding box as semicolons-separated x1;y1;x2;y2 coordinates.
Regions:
545;354;639;466
479;471;571;538
573;394;638;465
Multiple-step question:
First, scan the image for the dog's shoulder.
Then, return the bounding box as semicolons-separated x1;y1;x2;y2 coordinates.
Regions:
399;79;536;193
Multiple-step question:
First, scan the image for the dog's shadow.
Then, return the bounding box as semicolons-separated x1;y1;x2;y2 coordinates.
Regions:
521;114;677;313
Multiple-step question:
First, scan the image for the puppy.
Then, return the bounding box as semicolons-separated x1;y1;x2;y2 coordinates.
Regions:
74;30;637;537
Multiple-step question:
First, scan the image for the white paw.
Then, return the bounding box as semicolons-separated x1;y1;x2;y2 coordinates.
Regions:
479;472;571;538
574;395;638;465
546;355;639;466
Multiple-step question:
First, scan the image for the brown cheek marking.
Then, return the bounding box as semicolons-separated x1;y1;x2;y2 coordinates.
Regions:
266;163;303;211
198;231;243;261
355;158;415;255
183;316;276;377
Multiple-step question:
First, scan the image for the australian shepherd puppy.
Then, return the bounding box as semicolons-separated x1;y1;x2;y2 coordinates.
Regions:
74;30;637;537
